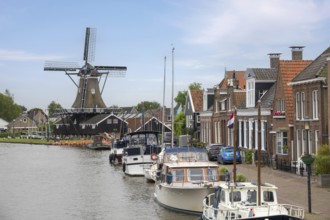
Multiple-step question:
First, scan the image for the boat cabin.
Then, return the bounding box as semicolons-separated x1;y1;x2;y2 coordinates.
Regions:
159;147;219;185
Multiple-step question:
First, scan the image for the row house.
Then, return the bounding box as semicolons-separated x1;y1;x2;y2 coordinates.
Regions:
272;49;312;164
199;46;319;167
185;89;203;140
290;47;330;164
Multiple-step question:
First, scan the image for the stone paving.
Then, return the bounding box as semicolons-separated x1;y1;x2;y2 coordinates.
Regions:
220;163;330;220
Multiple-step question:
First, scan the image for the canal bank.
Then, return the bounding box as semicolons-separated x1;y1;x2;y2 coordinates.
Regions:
223;163;330;220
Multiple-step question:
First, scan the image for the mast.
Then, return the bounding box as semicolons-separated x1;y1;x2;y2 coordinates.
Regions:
233;107;237;183
162;56;166;145
257;100;261;206
171;46;175;148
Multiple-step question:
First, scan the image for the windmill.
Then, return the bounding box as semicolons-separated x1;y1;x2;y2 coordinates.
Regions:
44;27;127;109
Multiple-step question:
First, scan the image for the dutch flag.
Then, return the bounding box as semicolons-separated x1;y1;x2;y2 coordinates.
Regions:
227;112;234;129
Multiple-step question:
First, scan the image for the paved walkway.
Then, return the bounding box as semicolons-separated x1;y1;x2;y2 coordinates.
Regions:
222;163;330;220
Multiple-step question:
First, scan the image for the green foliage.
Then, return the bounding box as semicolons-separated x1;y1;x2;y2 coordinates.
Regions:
245;149;253;164
0;91;22;122
218;166;228;175
315;145;330;174
189;138;206;148
189;82;202;90
136;101;161;112
48;101;63;116
174;90;187;110
236;173;248;182
174;111;186;136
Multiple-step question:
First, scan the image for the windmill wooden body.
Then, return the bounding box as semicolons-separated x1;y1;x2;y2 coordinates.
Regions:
44;27;127;137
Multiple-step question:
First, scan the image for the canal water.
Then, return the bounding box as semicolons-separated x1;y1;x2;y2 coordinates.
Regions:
0;143;195;220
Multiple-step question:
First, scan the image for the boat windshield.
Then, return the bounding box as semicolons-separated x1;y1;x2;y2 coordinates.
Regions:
114;140;127;149
129;133;158;146
164;152;208;162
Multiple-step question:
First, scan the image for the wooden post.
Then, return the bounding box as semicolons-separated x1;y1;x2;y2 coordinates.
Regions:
257;100;261;206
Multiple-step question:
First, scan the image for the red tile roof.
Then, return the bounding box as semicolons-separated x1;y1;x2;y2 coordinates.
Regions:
277;60;312;122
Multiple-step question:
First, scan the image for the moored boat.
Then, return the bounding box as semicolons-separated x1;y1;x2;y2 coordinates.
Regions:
86;134;111;150
122;131;162;176
109;139;127;164
202;181;304;220
154;147;220;214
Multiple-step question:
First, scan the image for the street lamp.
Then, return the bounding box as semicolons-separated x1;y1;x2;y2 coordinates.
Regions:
303;119;313;213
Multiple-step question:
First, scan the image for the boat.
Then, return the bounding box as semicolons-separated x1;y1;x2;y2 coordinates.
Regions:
122;131;162;176
144;149;165;182
154;147;220;214
201;181;305;220
86;134;112;150
109;139;127;165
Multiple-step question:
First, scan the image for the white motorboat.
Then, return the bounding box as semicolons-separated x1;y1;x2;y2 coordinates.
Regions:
122;131;162;176
202;182;305;220
109;139;127;165
154;147;220;214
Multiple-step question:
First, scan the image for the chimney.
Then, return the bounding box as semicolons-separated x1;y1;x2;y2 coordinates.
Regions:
268;53;281;68
290;46;304;60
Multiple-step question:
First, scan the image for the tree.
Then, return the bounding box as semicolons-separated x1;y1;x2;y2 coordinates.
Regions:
189;82;202;90
174;82;202;110
174;90;187;110
136;101;161;112
174;111;186;136
0;91;22;122
48;101;63;116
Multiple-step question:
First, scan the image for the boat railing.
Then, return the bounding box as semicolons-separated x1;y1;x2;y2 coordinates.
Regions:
163;174;218;187
203;194;305;220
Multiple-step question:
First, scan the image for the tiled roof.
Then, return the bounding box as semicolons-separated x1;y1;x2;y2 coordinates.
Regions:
219;70;246;89
260;83;276;108
292;47;330;82
246;68;278;81
190;90;203;112
278;60;312;122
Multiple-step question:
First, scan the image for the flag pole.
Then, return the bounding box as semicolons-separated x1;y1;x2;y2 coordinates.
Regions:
233;107;237;183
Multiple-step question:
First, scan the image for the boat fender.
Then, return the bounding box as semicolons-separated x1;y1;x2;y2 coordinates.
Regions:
122;163;126;172
151;153;158;160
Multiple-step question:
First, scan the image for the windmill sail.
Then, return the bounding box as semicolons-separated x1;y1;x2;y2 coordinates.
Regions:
44;27;127;109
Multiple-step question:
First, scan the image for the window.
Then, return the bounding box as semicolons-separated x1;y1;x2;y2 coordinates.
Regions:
315;130;319;154
107;119;112;124
196;114;200;123
258;90;267;100
312;90;319;119
296;130;300;160
113;118;118;124
221;100;226;111
276;131;288;154
301;92;305;119
220;190;226;202
206;168;218;181
295;93;300;120
246;80;255;108
187;168;204;181
263;191;274;202
172;169;184;182
230;191;241;202
276;99;285;112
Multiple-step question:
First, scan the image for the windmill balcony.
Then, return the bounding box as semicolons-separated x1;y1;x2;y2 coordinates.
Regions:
273;111;286;118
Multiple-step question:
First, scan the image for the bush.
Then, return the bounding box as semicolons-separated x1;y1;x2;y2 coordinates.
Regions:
236;173;247;182
315;145;330;174
218;166;228;175
245;149;253;164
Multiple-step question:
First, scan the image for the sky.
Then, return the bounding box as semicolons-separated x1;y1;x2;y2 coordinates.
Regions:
1;0;330;111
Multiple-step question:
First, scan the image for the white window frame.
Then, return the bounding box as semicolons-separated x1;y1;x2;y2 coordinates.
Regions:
312;90;319;119
296;129;300;160
315;130;319;155
301;92;305;119
295;93;300;120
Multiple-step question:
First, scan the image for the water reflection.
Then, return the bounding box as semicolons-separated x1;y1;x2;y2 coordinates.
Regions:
0;143;195;220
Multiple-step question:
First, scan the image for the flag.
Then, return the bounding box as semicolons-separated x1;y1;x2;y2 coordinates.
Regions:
227;112;234;129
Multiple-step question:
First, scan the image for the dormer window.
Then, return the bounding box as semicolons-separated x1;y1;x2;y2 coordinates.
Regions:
246;79;255;108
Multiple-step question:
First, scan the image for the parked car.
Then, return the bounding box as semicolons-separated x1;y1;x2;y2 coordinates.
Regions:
206;144;224;161
217;146;242;164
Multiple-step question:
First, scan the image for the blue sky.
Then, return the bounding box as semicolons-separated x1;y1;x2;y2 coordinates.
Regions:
1;0;330;111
